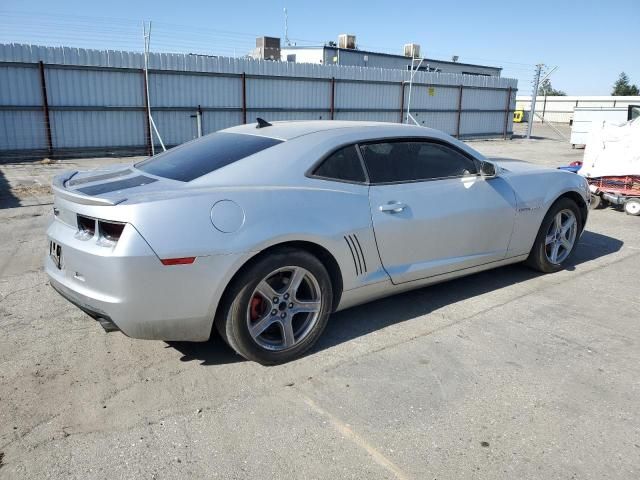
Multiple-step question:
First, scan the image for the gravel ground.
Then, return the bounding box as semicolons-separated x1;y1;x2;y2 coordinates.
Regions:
1;123;638;479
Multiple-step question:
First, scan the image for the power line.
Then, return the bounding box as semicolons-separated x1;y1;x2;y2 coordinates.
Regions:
0;10;538;71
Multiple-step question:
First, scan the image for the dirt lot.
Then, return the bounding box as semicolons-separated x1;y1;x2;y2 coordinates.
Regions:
1;124;639;479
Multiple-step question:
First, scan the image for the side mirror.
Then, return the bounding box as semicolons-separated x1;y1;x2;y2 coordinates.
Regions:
480;161;497;178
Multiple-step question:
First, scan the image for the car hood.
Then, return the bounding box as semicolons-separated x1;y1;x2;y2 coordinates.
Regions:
490;157;554;175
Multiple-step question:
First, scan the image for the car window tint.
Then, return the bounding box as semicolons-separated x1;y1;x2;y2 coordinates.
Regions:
313;145;366;183
360;141;478;183
136;133;283;182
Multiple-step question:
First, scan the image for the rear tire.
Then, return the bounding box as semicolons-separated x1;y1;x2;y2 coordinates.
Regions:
215;248;333;365
526;198;582;273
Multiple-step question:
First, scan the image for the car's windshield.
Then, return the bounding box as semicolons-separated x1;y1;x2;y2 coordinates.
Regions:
135;132;283;182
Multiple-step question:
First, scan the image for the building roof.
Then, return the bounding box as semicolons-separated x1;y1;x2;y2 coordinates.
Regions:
281;45;502;71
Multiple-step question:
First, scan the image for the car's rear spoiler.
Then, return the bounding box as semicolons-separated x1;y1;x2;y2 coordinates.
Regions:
52;171;119;206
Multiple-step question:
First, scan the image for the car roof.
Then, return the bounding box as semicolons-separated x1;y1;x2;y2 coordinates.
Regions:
222;120;443;141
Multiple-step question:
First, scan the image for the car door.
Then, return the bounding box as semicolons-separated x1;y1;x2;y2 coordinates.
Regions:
361;139;517;284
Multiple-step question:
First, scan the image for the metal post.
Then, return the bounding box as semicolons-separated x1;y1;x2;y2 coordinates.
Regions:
405;57;423;125
149;116;165;151
143;21;155;155
526;64;543;139
503;86;512;139
141;68;152;155
455;85;463;138
241;72;247;124
399;81;406;123
542;92;547;124
38;61;53;156
196;104;203;137
330;77;335;120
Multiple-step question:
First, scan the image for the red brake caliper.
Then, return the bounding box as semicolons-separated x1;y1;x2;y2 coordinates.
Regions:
250;296;264;322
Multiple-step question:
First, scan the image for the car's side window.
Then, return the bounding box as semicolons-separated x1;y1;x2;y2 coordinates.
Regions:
360;141;479;184
312;145;366;183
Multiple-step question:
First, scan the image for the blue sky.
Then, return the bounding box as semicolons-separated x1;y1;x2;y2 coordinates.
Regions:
1;0;639;95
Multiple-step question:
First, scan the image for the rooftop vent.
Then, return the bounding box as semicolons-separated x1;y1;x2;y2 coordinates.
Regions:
403;43;421;58
338;34;356;49
254;36;281;61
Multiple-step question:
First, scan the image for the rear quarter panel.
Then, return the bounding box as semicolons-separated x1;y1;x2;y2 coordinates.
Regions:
119;180;383;292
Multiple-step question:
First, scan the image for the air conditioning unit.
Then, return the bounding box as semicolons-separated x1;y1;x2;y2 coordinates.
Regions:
338;34;356;49
255;36;281;60
403;43;421;58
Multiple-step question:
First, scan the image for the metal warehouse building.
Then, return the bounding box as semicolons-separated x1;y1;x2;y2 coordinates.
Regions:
261;34;502;77
516;95;640;123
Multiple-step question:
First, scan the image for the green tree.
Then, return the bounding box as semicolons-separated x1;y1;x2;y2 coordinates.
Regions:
612;72;639;96
538;78;566;96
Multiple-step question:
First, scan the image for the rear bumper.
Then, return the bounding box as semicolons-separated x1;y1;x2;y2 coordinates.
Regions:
49;279;120;332
45;217;251;341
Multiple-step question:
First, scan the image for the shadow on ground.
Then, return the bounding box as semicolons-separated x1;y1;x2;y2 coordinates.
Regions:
169;230;623;366
168;335;243;365
0;169;20;209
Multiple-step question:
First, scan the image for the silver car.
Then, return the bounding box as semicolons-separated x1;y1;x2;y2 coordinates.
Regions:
46;121;590;364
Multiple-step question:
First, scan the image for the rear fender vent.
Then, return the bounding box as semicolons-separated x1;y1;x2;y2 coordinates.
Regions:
344;234;367;276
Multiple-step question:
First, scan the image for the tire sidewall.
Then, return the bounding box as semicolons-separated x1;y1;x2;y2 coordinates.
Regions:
220;249;333;365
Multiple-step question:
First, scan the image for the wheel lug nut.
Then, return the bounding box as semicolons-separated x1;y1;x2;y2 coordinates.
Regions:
289;303;294;308
284;293;289;300
271;309;277;316
280;312;287;318
273;297;279;303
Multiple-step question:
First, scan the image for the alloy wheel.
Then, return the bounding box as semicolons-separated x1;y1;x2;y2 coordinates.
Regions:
246;266;322;351
544;209;578;264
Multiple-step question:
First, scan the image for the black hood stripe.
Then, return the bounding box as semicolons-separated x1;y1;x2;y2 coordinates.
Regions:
67;168;133;187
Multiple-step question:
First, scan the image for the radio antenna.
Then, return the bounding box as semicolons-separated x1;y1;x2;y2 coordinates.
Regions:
284;8;290;46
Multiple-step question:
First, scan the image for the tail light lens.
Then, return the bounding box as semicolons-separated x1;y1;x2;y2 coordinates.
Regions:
76;215;96;239
98;221;126;242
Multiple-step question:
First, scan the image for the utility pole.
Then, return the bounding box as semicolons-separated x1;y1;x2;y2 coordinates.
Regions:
527;63;543;139
142;21;166;154
283;8;290;47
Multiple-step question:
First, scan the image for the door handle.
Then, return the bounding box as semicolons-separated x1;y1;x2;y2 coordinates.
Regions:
379;202;407;213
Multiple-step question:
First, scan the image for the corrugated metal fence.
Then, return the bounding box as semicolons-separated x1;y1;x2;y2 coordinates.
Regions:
0;44;518;160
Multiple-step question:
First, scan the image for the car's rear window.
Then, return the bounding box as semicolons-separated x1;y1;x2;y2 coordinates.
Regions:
135;132;283;182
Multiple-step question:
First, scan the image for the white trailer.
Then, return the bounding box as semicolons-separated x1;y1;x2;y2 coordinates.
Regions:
570;107;630;148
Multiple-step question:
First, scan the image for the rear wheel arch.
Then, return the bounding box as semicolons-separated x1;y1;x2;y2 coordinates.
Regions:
212;240;343;339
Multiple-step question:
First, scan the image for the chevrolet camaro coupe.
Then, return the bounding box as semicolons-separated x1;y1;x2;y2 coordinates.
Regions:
46;120;590;364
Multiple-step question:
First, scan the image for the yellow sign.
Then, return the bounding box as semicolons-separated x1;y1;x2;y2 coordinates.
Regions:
513;110;524;123
428;87;436;96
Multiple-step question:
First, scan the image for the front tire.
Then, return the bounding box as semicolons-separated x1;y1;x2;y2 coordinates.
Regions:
526;198;582;273
216;248;333;365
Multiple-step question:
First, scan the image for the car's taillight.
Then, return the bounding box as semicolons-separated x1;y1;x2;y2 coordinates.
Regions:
98;220;126;243
76;215;96;239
